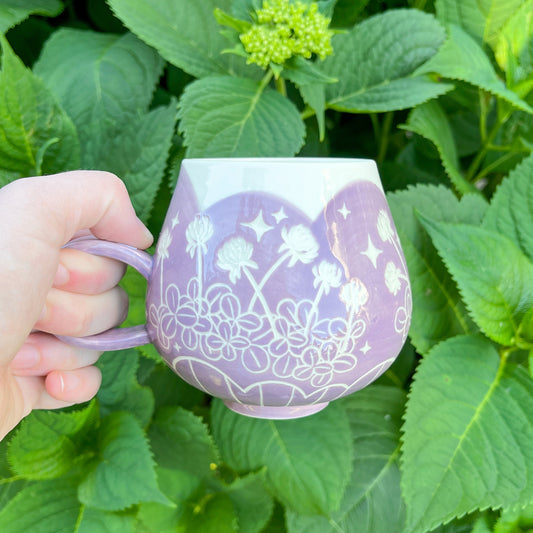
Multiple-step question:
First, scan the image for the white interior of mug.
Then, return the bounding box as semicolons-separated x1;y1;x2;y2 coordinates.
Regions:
181;158;382;219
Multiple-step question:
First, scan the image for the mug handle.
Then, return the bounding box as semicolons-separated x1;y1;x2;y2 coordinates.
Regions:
55;236;154;351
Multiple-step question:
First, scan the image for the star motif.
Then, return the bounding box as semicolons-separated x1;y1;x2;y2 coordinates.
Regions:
359;341;371;354
241;210;274;242
360;235;382;269
272;206;288;224
171;210;180;228
337;202;351;220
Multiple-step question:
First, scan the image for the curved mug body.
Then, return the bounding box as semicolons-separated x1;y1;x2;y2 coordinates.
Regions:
145;158;412;419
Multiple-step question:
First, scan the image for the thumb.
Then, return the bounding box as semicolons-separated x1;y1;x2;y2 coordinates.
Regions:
0;171;153;362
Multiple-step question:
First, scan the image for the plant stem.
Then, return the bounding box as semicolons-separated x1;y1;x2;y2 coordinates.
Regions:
377;112;394;164
259;69;274;92
300;106;316;120
275;76;287;97
465;110;511;183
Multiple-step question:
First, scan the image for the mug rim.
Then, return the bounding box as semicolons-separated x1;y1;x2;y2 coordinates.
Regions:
182;157;376;165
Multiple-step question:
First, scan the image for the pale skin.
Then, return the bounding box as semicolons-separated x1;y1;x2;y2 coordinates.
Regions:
0;171;153;441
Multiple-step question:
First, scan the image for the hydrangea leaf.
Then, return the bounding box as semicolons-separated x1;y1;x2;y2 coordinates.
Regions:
97;348;155;428
178;76;305;157
78;412;170;511
419;215;533;346
33;28;164;167
148;406;219;478
107;0;257;79
287;386;406;533
0;0;63;33
435;0;530;50
322;9;453;112
400;101;476;194
7;401;98;480
0;36;79;185
483;152;533;262
387;185;476;354
416;24;533;113
211;400;352;515
0;478;80;532
402;335;533;533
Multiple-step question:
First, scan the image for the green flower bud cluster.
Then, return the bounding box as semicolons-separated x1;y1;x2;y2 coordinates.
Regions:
240;0;333;69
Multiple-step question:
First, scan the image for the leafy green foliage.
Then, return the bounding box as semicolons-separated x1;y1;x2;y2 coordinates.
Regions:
0;0;63;34
287;386;406;532
419;216;533;346
78;412;169;511
1;1;533;532
7;401;98;480
0;36;79;185
177;75;305;157
107;0;254;79
387;185;477;354
402;335;533;532
416;24;533;112
322;9;453;112
211;400;352;515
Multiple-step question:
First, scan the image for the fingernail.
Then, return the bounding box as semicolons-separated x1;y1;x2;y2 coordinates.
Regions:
11;344;41;370
137;217;153;246
59;372;80;394
53;262;70;287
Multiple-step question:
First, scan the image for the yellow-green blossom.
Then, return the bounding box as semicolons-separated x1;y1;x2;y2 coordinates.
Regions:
240;0;333;69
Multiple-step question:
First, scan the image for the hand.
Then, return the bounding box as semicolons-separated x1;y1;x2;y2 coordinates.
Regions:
0;171;153;440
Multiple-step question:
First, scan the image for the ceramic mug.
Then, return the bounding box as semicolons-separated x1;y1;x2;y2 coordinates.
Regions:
60;158;412;419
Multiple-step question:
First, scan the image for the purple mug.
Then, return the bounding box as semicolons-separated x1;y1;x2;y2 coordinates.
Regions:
60;158;412;419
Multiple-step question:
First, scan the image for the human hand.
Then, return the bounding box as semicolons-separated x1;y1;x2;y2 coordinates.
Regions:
0;171;153;440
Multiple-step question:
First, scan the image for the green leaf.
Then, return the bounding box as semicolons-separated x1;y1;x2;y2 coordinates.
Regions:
0;36;79;185
78;412;169;511
148;406;219;478
419;215;533;346
77;508;135;533
213;7;252;33
0;478;80;532
95;101;176;222
400;101;476;194
136;468;201;533
435;0;530;49
387;185;475;354
331;0;370;27
225;472;274;533
299;83;326;141
287;386;406;533
177;75;305;157
416;24;533;113
401;335;533;533
33;28;164;168
7;401;98;480
97;349;155;428
107;0;257;79
211;401;352;515
181;492;238;533
493;0;533;79
483;152;533;262
518;307;533;347
323;9;453;112
0;0;63;33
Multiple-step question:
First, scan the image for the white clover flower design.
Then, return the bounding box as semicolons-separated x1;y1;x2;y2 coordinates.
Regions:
384;261;403;295
186;214;214;257
278;224;319;267
339;278;369;312
377;209;394;242
313;260;343;295
217;237;258;283
157;228;173;263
